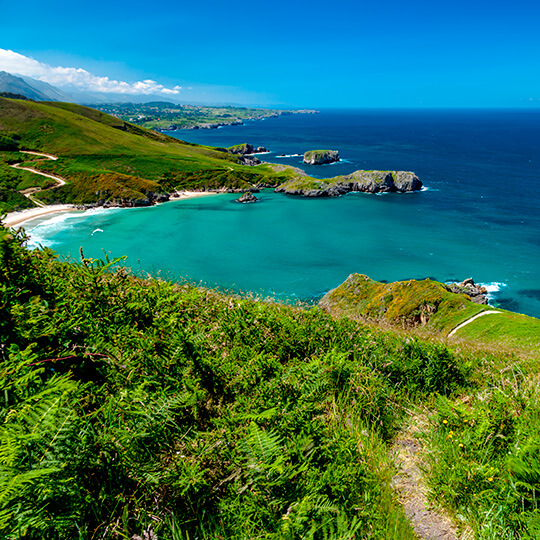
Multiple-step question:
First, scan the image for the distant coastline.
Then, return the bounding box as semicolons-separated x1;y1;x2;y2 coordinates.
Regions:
93;101;319;133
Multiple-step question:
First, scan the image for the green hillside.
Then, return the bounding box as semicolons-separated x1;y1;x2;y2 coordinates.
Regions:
0;97;288;206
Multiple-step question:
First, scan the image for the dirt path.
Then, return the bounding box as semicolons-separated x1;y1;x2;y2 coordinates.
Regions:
19;150;59;161
392;417;463;540
9;151;67;207
448;310;501;338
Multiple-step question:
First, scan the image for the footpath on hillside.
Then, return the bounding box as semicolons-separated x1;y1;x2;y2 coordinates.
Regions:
4;151;74;227
392;414;466;540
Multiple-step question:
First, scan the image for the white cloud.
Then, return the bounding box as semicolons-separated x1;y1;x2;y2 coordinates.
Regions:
0;49;181;95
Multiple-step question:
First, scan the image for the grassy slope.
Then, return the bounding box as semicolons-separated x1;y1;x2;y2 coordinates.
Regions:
1;228;539;539
0;98;289;204
320;273;540;358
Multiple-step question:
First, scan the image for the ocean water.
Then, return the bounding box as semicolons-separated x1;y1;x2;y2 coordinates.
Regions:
25;109;540;317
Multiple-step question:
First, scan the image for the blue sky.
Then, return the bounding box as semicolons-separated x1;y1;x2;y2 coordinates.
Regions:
1;0;539;107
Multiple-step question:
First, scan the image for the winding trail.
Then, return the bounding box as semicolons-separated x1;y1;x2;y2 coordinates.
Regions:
448;310;501;338
3;151;75;228
9;151;66;208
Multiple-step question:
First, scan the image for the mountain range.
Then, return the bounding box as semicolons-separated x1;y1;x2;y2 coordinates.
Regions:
0;70;74;101
0;70;189;105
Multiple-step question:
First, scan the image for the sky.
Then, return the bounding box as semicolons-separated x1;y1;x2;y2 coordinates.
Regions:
1;0;540;108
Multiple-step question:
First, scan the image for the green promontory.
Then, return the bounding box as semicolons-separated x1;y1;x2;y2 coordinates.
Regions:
275;169;423;197
0;98;425;210
320;273;540;357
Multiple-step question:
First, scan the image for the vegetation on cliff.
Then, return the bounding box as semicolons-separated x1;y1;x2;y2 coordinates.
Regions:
275;169;423;197
1;226;539;538
320;273;540;357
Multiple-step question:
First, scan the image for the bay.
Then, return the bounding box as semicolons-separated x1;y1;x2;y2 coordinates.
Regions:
25;109;540;317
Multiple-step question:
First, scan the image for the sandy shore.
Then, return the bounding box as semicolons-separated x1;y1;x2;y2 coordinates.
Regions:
3;205;76;228
169;191;217;200
3;191;217;229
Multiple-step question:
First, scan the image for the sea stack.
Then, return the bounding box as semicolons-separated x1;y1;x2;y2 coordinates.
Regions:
303;149;340;165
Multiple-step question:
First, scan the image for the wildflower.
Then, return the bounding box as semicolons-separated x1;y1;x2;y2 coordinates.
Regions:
488;477;493;482
459;443;464;448
442;419;448;425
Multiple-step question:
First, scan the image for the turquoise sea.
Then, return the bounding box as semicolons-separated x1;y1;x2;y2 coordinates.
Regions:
25;109;540;317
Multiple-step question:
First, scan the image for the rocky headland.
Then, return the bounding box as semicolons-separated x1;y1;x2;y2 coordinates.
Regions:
275;170;423;197
227;143;268;155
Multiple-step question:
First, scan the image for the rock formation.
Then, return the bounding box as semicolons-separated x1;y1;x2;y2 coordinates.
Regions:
275;170;423;197
237;155;261;166
236;192;258;203
227;143;268;155
446;278;488;305
303;149;340;165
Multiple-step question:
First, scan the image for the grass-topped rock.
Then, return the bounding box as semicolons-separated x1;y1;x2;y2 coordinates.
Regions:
303;149;339;165
275;169;423;197
226;143;268;155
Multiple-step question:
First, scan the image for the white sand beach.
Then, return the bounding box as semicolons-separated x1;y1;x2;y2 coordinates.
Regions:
3;191;217;229
3;205;76;228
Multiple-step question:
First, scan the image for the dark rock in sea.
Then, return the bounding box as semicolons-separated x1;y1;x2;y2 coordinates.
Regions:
303;149;340;165
236;192;258;203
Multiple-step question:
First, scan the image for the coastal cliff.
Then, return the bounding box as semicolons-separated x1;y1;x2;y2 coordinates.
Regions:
275;170;423;197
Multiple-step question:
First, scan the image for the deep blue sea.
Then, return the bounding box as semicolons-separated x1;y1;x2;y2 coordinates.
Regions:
26;109;540;317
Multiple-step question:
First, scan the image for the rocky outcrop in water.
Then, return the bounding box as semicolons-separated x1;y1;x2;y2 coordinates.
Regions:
236;192;258;203
303;149;340;165
275;170;423;197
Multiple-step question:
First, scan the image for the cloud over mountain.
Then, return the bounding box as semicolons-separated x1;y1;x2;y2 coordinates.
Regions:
0;49;181;96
